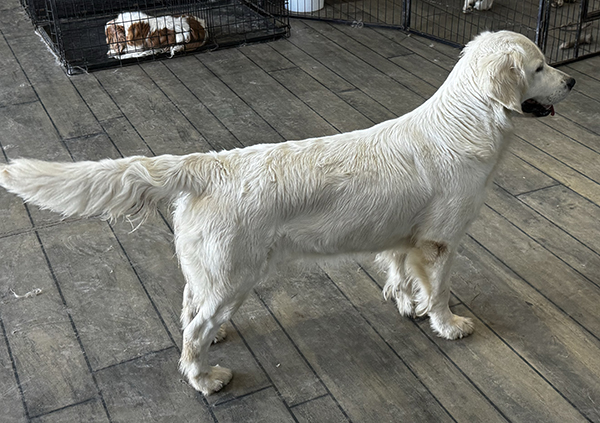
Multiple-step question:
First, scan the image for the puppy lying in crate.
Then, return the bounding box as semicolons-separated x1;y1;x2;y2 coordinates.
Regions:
105;11;208;59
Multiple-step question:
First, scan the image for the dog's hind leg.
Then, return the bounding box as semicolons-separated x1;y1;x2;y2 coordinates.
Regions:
380;250;415;317
407;241;474;340
182;283;227;344
178;269;251;395
179;301;237;395
177;243;257;395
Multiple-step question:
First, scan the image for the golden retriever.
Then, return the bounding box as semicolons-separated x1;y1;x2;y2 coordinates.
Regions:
0;31;575;395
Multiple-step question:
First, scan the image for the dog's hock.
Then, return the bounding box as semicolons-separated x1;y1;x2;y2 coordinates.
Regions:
421;241;448;264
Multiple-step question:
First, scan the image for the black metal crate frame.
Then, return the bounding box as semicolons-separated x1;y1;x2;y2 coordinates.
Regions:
25;0;289;74
289;0;600;65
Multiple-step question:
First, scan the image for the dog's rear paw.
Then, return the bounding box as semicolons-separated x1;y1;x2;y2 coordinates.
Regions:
188;365;233;395
431;314;474;340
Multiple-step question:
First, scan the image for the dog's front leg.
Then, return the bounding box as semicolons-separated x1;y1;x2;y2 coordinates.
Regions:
412;241;474;340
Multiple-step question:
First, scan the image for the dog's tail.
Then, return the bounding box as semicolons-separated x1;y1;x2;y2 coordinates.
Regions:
0;154;208;223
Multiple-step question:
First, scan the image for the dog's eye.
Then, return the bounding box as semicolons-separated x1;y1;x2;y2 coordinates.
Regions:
536;65;544;73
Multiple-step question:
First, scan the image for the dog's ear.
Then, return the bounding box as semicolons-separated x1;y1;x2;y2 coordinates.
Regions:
480;50;527;114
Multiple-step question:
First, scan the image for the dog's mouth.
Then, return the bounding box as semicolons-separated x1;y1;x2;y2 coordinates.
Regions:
521;99;555;117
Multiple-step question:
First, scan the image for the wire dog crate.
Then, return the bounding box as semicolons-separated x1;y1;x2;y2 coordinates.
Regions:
290;0;600;65
21;0;290;74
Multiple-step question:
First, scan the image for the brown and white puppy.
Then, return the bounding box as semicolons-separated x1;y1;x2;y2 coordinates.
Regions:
105;11;208;59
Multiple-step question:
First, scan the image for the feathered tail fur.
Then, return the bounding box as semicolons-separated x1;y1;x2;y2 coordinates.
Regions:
0;154;208;223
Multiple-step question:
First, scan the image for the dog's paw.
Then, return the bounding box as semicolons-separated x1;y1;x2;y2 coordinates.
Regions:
188;365;233;395
212;325;227;344
431;314;474;340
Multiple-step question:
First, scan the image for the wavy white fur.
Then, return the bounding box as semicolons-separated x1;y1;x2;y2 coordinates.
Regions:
0;31;575;395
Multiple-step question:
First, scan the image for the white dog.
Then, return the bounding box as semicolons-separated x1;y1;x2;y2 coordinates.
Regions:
0;31;574;395
463;0;494;13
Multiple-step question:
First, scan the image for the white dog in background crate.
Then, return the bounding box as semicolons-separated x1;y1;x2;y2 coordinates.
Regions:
464;0;577;13
463;0;493;13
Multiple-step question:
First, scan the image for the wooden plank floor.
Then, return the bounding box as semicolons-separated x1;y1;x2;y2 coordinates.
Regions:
1;0;600;421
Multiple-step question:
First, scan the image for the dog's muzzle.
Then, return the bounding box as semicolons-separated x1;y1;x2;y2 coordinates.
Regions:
521;99;555;117
521;77;576;117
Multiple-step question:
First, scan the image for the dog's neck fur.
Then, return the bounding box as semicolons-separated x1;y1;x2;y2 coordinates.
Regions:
411;56;515;163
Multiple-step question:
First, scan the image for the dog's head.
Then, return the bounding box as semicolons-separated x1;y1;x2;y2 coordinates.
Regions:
464;31;575;116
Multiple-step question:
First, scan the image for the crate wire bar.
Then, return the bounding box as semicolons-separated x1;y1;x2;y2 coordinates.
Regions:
21;0;290;74
290;0;600;65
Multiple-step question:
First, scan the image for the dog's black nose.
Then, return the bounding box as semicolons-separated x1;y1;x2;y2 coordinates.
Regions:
566;77;576;90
